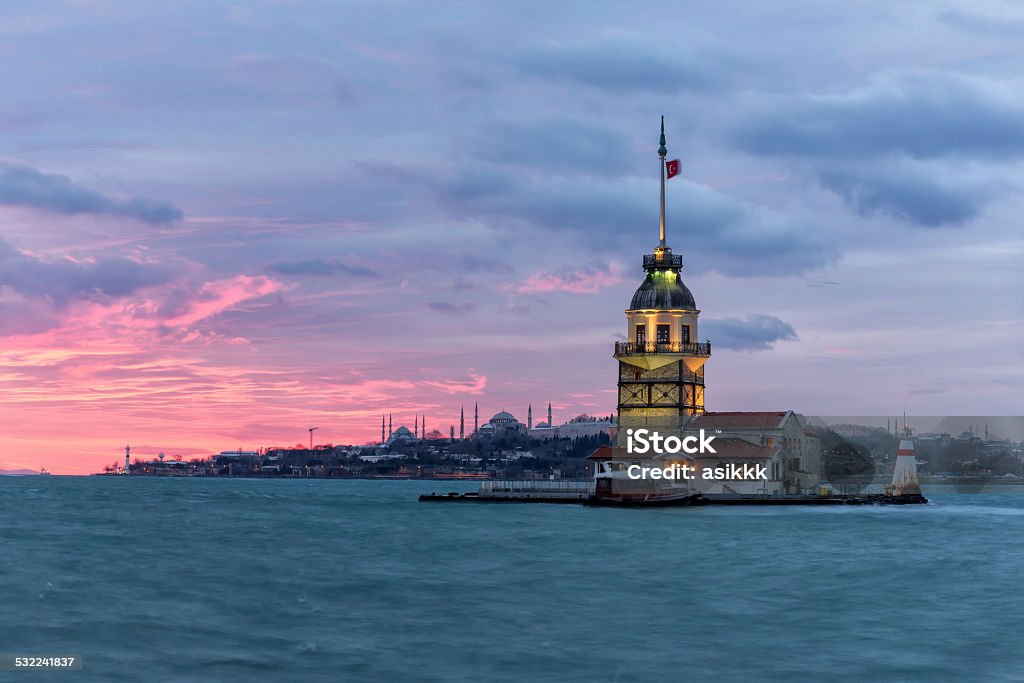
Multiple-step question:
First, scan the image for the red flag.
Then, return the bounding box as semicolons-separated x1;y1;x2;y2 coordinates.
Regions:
666;159;680;179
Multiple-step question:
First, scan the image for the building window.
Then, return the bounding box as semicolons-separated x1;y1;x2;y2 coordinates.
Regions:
656;324;670;343
789;457;801;471
681;324;690;343
635;326;646;345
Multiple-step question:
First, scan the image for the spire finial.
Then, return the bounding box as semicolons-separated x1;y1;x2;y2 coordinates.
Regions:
658;115;667;159
658;116;668;247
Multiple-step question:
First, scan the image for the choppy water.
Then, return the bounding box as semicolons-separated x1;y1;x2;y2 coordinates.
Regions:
2;477;1023;682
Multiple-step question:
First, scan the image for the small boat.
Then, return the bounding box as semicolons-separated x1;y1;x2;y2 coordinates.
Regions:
39;467;52;476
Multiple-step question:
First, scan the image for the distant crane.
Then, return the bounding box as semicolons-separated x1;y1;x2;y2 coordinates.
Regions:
308;426;319;450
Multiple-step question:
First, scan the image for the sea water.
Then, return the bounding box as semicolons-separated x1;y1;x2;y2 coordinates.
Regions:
2;477;1022;682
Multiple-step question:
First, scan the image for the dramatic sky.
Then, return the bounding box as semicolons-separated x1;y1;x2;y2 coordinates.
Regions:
1;1;1022;473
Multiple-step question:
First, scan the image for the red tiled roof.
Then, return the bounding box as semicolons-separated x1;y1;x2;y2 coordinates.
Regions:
688;411;788;431
588;439;779;461
587;446;630;460
693;437;779;460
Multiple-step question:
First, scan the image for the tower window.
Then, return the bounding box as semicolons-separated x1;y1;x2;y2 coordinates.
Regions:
681;324;691;343
656;324;670;343
635;326;646;345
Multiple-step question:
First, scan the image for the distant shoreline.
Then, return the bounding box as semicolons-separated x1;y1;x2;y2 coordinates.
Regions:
63;473;1024;487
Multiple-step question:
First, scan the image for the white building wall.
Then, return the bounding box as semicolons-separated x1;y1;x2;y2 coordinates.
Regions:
555;421;615;439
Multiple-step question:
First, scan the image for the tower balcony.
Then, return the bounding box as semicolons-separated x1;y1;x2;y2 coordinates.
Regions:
614;340;710;371
643;253;683;270
615;341;711;356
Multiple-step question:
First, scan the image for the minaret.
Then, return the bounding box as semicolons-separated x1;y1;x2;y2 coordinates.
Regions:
613;118;710;447
125;444;131;473
528;404;533;430
388;414;392;437
474;402;479;435
450;425;455;440
414;414;419;439
422;414;426;439
891;418;921;495
381;415;386;445
547;402;552;427
460;405;465;439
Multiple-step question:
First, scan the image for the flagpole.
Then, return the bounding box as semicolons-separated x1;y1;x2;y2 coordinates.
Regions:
658;115;667;249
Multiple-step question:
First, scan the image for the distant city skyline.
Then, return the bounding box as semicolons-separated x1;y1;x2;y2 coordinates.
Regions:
1;1;1022;473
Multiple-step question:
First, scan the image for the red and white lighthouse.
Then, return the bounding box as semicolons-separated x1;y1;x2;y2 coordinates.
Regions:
891;422;920;495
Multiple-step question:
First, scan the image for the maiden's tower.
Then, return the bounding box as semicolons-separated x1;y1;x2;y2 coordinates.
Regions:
613;117;711;447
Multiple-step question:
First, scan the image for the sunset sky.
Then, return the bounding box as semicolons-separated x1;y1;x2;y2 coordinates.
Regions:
1;1;1022;473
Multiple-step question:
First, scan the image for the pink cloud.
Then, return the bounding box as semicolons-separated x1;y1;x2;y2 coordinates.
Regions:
515;263;623;294
161;275;283;327
422;373;487;395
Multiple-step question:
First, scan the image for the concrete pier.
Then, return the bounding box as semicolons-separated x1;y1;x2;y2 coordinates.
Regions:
420;480;594;504
419;481;927;506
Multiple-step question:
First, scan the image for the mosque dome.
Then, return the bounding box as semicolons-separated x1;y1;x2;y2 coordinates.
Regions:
390;426;414;439
629;270;696;310
490;411;518;424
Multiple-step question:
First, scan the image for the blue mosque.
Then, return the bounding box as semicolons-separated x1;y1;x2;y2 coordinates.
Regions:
380;401;613;445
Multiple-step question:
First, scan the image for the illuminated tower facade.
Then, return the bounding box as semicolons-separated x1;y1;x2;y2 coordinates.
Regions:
613;119;711;445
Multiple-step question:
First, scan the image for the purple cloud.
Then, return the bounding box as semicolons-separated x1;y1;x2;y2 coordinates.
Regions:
0;238;173;309
702;315;798;352
0;164;183;225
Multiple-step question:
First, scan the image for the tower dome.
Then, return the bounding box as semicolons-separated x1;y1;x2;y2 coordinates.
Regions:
630;266;696;310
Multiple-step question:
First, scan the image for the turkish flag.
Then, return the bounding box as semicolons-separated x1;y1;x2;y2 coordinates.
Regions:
666;159;681;179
